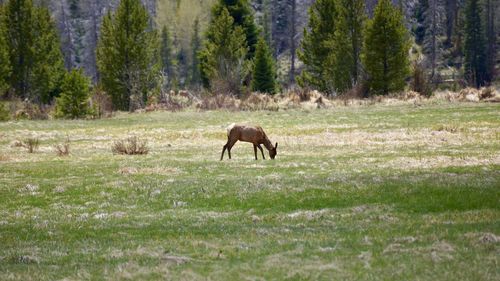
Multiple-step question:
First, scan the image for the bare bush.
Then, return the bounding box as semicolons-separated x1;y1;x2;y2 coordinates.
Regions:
196;94;240;110
21;138;39;153
54;138;70;156
410;61;433;97
90;86;113;118
13;101;51;120
112;137;149;155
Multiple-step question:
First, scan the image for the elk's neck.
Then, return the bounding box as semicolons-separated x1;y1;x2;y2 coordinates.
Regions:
263;137;274;151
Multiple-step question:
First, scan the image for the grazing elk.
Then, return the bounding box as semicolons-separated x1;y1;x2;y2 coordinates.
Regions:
221;123;278;160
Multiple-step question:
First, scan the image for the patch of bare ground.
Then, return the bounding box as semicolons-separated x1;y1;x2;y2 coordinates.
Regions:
464;232;500;244
380;155;500;170
118;166;182;176
383;240;455;262
264;247;339;278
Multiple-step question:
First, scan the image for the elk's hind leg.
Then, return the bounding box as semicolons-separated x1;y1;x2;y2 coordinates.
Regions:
220;144;228;160
253;144;258;160
227;139;237;159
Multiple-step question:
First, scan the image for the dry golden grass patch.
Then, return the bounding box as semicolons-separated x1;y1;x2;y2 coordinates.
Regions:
118;166;182;176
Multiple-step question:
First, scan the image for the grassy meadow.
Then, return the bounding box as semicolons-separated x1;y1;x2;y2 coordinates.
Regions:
0;102;499;280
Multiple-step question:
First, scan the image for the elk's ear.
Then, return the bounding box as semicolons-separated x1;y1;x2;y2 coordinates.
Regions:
275;142;278;149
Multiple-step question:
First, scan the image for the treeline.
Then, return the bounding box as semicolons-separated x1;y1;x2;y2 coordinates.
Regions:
0;0;497;118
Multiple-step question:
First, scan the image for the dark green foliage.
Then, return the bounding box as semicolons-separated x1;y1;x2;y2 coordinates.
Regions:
261;0;272;48
96;0;160;111
55;68;91;119
211;0;259;58
362;0;410;95
251;38;276;94
297;0;337;94
190;18;202;88
463;0;487;88
31;7;65;104
413;0;429;45
2;0;65;103
198;7;248;95
3;0;34;99
0;6;11;95
327;0;365;94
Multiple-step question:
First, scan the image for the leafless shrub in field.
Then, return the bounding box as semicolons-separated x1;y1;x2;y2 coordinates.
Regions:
54;138;70;156
112;137;149;155
20;138;39;153
90;86;113;119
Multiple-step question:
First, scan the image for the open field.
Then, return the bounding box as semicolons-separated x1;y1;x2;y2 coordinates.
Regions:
0;102;499;280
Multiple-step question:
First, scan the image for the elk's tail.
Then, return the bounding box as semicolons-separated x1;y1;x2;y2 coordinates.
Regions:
226;123;236;137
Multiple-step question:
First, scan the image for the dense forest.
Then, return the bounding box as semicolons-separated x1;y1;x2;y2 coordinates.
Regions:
0;0;498;116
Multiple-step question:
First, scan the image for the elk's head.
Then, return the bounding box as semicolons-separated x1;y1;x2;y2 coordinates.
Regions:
270;142;278;159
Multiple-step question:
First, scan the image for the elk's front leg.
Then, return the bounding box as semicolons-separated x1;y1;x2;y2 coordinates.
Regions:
253;144;258;160
257;144;265;159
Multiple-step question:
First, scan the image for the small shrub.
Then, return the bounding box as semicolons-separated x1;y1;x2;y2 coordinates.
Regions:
112;137;149;155
410;61;433;97
22;138;39;153
54;138;70;156
55;69;91;119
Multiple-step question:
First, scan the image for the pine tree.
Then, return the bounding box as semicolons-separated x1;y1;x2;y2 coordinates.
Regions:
484;0;496;84
55;68;91;119
96;0;160;111
327;0;366;94
298;0;337;94
0;6;12;95
3;0;65;103
160;25;174;88
463;0;487;88
261;0;273;48
362;0;410;95
3;0;35;99
211;0;259;58
31;7;66;104
252;37;276;94
190;18;202;88
414;0;429;45
198;7;248;95
422;0;445;81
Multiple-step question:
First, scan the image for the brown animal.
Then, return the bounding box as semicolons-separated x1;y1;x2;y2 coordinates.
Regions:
221;123;278;160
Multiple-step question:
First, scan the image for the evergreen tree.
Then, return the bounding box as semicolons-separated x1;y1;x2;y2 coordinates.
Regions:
251;37;276;94
298;0;337;94
327;0;366;94
362;0;410;95
160;25;174;88
3;0;65;103
3;0;35;99
31;7;66;104
463;0;487;88
261;0;273;48
414;0;429;45
211;0;259;58
96;0;160;111
190;18;202;88
484;0;495;84
423;0;445;81
198;7;248;95
0;6;11;95
55;68;91;119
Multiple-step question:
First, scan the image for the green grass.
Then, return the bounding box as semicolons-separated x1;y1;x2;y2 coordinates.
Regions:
0;102;499;280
